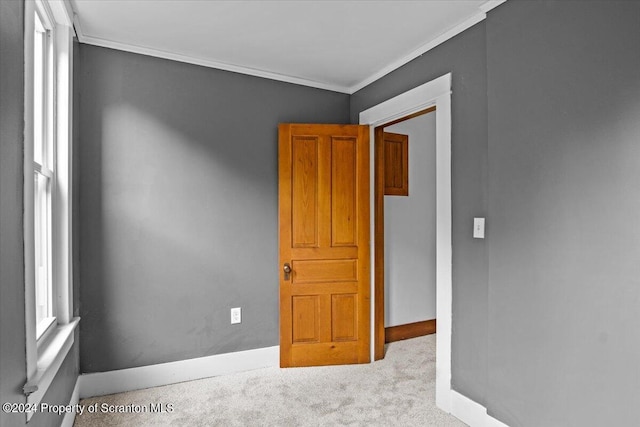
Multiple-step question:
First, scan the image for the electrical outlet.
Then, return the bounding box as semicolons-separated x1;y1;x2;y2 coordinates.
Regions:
230;307;241;324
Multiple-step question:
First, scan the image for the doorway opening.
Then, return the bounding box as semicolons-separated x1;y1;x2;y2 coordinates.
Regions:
359;73;453;412
377;107;437;347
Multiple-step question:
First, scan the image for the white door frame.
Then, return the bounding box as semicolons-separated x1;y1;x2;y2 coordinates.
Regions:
359;73;453;413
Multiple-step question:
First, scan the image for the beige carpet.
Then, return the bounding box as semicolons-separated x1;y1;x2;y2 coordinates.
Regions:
74;334;466;426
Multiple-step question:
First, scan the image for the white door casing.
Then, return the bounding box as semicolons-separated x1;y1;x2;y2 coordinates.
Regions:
359;73;453;412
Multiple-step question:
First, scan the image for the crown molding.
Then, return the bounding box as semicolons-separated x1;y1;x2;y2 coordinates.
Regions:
479;0;508;14
74;33;351;93
348;11;485;94
71;0;508;95
349;0;507;93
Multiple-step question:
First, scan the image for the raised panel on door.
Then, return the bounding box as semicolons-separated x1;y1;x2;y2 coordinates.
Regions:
291;295;320;343
291;136;319;247
331;137;357;247
332;294;357;342
291;259;358;284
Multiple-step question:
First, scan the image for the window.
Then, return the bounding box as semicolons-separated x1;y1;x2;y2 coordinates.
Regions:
33;7;56;340
23;0;78;419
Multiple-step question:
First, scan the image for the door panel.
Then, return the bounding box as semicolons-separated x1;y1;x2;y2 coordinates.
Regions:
291;296;320;343
279;123;370;367
292;259;358;284
331;294;357;342
291;136;320;247
331;137;358;246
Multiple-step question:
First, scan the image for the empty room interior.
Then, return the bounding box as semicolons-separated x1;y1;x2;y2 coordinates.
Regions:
1;1;639;426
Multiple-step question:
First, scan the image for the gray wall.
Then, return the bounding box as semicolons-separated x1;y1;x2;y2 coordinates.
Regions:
486;1;640;426
350;21;490;404
0;1;79;426
384;113;437;327
77;45;350;372
353;2;640;424
0;1;27;424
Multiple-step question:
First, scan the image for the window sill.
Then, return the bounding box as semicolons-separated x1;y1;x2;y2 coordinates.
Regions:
23;317;79;421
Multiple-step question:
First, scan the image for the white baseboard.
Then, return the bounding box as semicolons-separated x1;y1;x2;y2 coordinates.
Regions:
61;378;80;427
78;345;279;399
450;390;510;427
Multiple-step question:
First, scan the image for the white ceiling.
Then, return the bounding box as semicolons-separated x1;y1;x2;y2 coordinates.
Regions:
70;0;505;93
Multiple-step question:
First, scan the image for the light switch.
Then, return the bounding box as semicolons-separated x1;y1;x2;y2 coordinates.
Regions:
473;217;485;239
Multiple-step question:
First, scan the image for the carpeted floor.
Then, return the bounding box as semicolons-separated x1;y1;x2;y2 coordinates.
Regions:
74;334;467;426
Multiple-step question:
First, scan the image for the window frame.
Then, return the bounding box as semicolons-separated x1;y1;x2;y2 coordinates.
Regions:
32;2;57;343
23;0;78;420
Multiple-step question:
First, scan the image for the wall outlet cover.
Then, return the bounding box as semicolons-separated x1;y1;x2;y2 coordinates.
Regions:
231;307;241;324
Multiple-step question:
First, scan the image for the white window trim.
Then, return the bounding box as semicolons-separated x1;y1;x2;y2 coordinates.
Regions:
33;0;56;342
23;0;78;421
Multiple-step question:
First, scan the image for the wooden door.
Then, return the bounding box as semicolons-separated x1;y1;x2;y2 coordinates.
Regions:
279;124;370;367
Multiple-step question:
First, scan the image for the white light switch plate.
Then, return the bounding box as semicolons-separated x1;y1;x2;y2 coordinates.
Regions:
473;218;485;239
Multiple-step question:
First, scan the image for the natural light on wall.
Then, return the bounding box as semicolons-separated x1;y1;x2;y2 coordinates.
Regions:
23;0;79;421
